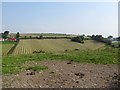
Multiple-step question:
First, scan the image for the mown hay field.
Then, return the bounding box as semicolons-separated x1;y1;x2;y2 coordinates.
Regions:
1;44;14;55
0;41;16;55
13;39;105;55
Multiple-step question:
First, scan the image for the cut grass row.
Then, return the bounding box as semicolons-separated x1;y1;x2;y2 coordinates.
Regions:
2;47;119;74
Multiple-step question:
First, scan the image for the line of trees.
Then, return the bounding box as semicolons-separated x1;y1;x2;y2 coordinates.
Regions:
22;35;72;39
23;35;43;39
71;36;84;43
91;35;112;45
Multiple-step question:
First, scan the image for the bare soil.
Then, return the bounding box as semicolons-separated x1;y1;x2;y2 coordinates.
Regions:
2;60;119;88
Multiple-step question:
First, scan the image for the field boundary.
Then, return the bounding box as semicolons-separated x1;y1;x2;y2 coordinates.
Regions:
7;41;19;55
20;36;72;39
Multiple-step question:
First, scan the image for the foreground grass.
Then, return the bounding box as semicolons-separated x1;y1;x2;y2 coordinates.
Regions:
2;48;119;74
26;66;48;71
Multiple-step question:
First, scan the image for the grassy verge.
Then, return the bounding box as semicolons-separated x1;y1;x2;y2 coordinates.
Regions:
2;48;119;74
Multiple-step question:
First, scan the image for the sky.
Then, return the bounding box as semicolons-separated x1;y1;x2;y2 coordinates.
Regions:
2;2;118;37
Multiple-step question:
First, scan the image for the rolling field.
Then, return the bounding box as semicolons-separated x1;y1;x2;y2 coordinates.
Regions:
13;39;105;55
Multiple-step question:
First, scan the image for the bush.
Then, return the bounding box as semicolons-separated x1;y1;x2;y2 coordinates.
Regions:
25;36;27;38
91;35;112;45
29;36;32;38
71;36;84;43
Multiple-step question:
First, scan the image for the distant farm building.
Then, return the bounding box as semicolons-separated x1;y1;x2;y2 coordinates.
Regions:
7;37;16;41
0;38;5;41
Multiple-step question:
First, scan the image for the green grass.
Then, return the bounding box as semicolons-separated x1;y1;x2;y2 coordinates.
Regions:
0;41;16;44
26;66;48;71
49;72;55;74
2;47;119;74
112;42;120;47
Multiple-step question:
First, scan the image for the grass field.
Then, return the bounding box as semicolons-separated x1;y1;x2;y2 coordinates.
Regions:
13;39;105;55
2;44;14;55
112;42;120;47
2;47;119;74
0;41;16;55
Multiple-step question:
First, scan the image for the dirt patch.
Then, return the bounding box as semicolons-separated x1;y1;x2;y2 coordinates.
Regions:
3;60;118;88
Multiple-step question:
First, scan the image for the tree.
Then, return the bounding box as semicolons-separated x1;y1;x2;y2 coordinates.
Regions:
71;36;84;43
106;40;112;45
80;36;84;40
25;36;27;38
4;31;9;36
91;35;95;40
107;35;113;40
91;35;112;46
82;34;85;36
29;36;32;38
39;35;43;39
118;36;120;41
16;32;20;41
2;31;9;39
97;35;103;41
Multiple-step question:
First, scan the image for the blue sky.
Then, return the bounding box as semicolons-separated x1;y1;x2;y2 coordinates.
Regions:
2;2;118;37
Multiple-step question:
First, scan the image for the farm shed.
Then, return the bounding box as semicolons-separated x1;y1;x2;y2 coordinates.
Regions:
7;37;16;41
0;38;5;41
